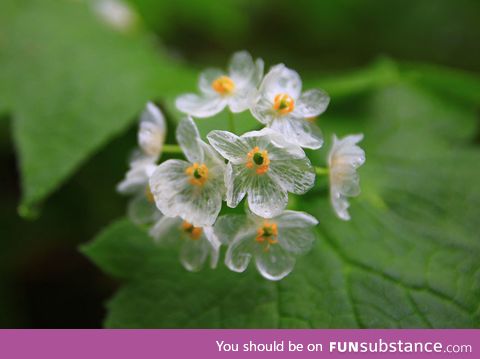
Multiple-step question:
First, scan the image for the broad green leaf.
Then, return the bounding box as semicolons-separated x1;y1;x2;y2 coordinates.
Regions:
0;0;194;217
82;219;357;328
400;63;480;105
83;81;480;328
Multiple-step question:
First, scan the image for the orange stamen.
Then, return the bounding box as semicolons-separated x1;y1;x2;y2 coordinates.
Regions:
185;163;209;186
181;221;203;240
246;146;270;175
211;76;235;95
145;185;155;203
255;221;278;252
273;93;295;114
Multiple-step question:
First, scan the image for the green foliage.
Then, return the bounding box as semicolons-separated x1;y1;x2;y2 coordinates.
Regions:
83;77;480;328
2;0;479;329
0;0;194;217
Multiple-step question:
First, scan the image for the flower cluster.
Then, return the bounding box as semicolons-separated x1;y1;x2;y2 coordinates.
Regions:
118;51;366;280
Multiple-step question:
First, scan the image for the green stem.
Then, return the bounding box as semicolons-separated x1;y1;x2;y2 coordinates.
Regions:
315;166;329;176
162;144;183;154
228;110;236;133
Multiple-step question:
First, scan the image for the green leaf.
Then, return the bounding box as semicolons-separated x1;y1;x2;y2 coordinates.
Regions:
401;63;480;105
82;219;357;328
83;80;480;328
0;0;195;217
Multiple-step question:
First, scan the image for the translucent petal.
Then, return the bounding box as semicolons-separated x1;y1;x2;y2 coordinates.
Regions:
250;95;276;125
228;86;256;113
180;236;210;272
295;89;330;118
274;210;319;228
200;140;226;168
330;190;351;221
138;102;166;158
203;226;221;269
116;154;155;194
258;64;302;101
214;214;249;245
242;128;306;160
254;242;295;281
175;93;227;118
274;211;318;255
149;159;223;226
127;193;161;225
176;117;203;163
253;58;265;86
228;51;256;87
207;131;249;164
198;68;225;95
149;216;182;245
225;229;257;273
247;174;288;218
268;156;315;194
225;163;253;208
328;134;366;221
269;115;324;149
328;134;366;169
333;167;361;196
278;227;316;255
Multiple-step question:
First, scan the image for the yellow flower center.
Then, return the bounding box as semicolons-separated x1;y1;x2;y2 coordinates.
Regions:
256;221;278;252
145;185;155;203
181;221;202;240
185;163;209;186
273;93;295;114
246;146;270;175
211;75;235;95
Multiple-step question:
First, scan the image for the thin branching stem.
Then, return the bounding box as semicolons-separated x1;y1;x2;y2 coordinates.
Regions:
228;110;236;133
315;166;329;176
162;144;183;154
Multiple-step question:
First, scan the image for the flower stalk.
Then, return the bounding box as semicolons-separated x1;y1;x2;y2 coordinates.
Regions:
228;110;236;133
315;166;329;176
161;144;183;154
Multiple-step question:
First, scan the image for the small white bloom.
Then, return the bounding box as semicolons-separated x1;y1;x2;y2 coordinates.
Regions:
117;102;166;224
215;210;318;280
149;117;226;227
137;102;167;158
92;0;137;32
176;51;264;118
251;64;329;149
328;134;366;221
150;216;221;272
207;128;315;218
117;102;167;193
116;152;157;195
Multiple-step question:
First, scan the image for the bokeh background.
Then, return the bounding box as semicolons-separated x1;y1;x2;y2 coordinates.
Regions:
0;0;479;328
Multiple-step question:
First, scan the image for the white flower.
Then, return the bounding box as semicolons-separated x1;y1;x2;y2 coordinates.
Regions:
207;128;315;218
150;216;221;272
328;134;366;221
92;0;137;32
137;103;167;159
117;102;166;224
251;64;329;149
118;154;161;225
149;117;226;226
215;210;318;280
176;51;264;118
116;152;157;195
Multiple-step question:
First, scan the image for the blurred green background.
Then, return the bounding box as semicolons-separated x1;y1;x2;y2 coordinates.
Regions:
0;0;479;328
